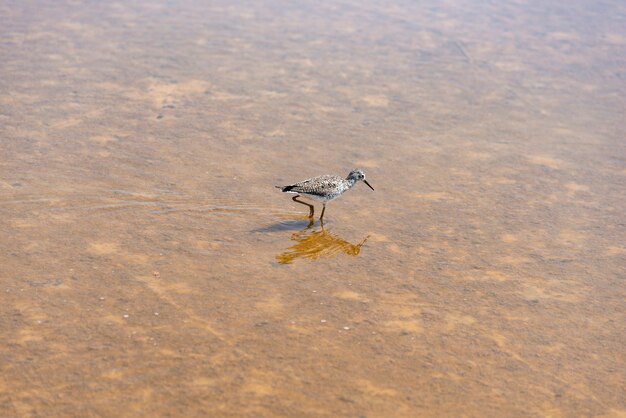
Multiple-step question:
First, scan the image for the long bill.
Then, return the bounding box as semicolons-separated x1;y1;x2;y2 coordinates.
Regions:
363;180;375;191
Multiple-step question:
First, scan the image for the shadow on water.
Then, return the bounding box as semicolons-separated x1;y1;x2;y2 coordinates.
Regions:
273;219;369;265
253;217;318;233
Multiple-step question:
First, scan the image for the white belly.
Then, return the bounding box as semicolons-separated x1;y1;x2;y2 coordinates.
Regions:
298;192;341;203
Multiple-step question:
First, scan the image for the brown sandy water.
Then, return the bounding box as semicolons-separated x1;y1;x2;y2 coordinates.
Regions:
1;0;625;416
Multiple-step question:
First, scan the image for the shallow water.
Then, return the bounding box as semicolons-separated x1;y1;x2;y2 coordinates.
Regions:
1;0;625;416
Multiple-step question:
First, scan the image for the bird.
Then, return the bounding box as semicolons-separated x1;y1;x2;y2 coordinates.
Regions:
276;168;374;220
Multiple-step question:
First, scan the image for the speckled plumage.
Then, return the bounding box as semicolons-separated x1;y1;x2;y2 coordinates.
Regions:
276;169;374;220
279;174;351;202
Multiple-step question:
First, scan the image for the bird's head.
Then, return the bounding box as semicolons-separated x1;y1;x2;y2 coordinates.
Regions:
347;169;374;190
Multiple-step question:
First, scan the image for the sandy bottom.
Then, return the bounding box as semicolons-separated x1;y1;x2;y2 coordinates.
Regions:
1;0;625;416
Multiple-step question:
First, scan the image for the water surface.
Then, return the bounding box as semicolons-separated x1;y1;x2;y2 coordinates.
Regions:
1;0;625;416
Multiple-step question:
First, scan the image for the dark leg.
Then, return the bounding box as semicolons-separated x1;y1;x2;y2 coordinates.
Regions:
319;203;326;221
292;195;314;217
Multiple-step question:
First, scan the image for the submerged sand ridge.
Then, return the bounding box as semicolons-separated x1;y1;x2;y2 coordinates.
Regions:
1;0;625;416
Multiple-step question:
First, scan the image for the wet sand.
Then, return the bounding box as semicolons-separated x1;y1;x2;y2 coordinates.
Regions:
1;0;625;416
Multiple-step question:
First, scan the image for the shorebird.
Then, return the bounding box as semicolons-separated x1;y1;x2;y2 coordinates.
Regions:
276;169;374;220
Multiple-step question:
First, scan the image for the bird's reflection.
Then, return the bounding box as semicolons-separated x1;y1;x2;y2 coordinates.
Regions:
276;219;369;264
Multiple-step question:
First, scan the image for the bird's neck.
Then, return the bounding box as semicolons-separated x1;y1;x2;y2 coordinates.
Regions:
346;178;357;188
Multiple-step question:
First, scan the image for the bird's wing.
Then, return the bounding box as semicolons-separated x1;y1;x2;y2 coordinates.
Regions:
283;175;342;195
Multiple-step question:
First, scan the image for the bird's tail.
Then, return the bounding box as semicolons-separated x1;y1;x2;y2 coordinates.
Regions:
275;185;295;192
